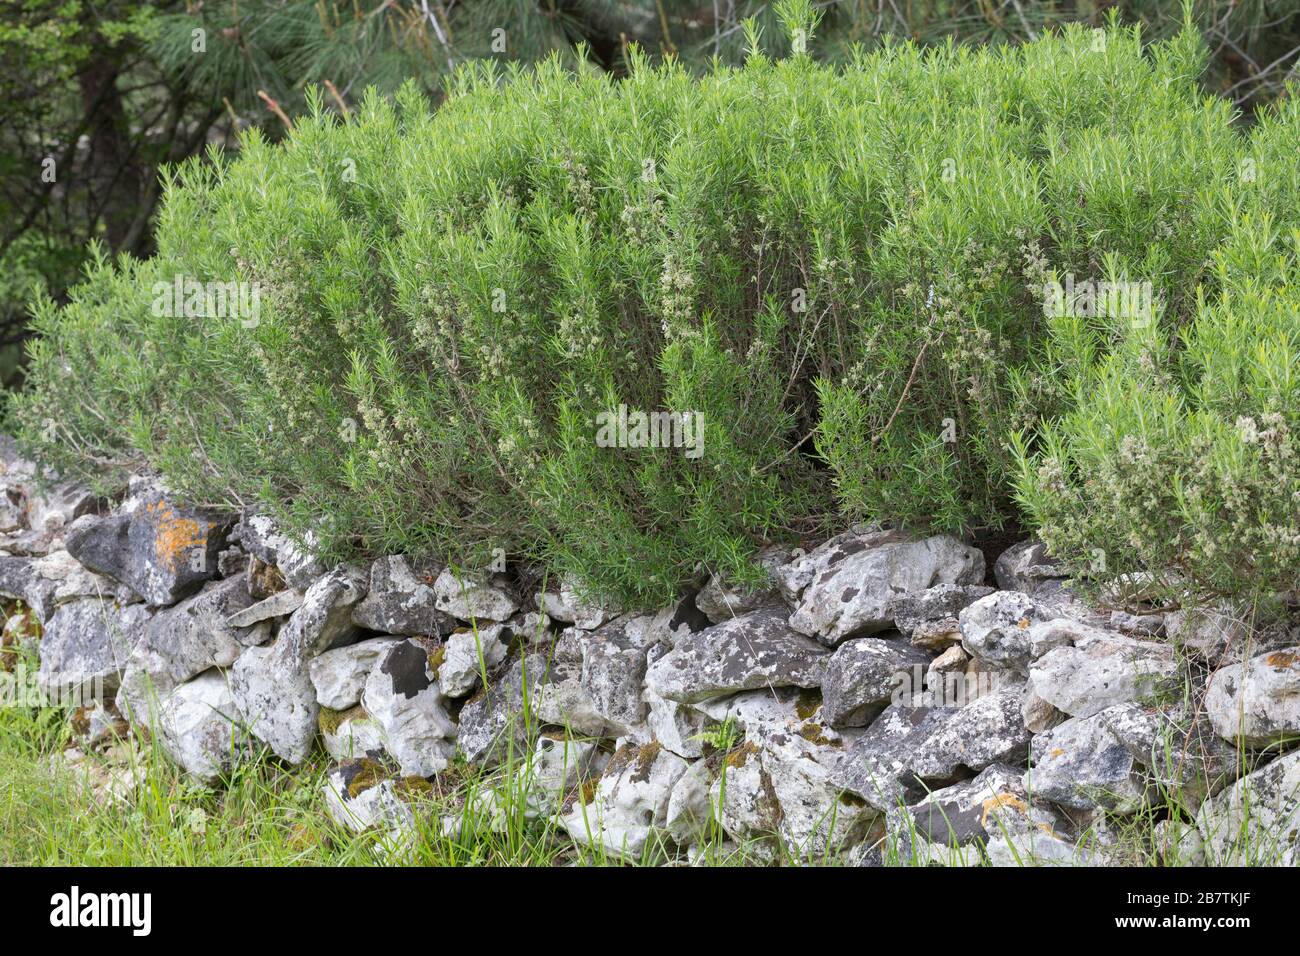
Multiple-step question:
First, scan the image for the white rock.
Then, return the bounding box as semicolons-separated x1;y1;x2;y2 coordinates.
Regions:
434;569;518;622
1028;629;1179;719
310;638;403;710
158;670;249;784
1197;748;1300;865
322;761;416;834
1205;647;1300;747
437;624;509;698
362;639;457;777
560;742;689;856
320;708;387;761
787;530;984;646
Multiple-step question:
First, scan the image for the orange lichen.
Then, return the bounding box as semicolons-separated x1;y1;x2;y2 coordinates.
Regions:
146;499;210;572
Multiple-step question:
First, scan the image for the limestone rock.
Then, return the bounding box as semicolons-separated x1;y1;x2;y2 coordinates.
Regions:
958;591;1063;673
65;492;232;606
352;554;456;636
281;565;367;657
38;598;148;704
1197;748;1300;865
319;705;388;761
536;578;621;630
310;637;403;710
322;760;417;834
362;639;457;777
907;681;1033;781
993;539;1070;596
433;568;518;623
1166;603;1244;659
437;624;510;698
1100;702;1238;809
830;700;957;810
888;762;1072;865
644;607;829;705
530;631;609;737
1028;629;1179;719
820;638;931;728
1028;712;1148;813
560;742;689;856
888;584;994;639
694;548;790;623
1205;647;1300;747
229;635;318;765
787;531;984;646
234;514;327;590
225;588;304;629
157;669;250;784
457;650;546;766
117;576;266;719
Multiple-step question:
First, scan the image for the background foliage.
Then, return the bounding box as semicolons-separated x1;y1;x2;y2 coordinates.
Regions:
3;1;1300;387
11;17;1300;607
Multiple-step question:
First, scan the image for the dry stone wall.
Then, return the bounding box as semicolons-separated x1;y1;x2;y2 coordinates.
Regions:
2;438;1298;865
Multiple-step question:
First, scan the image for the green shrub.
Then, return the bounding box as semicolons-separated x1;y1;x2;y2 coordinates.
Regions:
1013;224;1300;605
12;19;1298;607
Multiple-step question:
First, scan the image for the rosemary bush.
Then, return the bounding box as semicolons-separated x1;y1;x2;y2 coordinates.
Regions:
12;17;1299;606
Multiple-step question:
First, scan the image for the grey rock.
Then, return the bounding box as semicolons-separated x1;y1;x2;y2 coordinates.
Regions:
1197;748;1300;865
458;650;548;766
523;734;604;818
66;492;233;606
993;538;1070;595
352;554;456;636
117;576;267;719
310;637;404;710
644;644;714;758
958;591;1062;672
433;568;518;623
908;681;1033;781
226;587;304;629
1205;647;1300;748
537;579;621;630
38;599;149;704
282;565;367;657
788;530;984;646
1108;610;1166;639
560;742;689;856
665;759;716;846
889;762;1072;865
0;554;58;621
530;631;609;737
437;624;510;698
820;638;931;728
362;639;457;776
579;616;661;736
234;514;327;590
157;669;250;784
1166;603;1244;659
644;607;829;705
1029;711;1147;813
695;547;790;623
1100;702;1238;809
888;584;995;638
229;634;318;764
831;700;957;810
322;760;416;834
1029;629;1180;719
320;707;387;762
